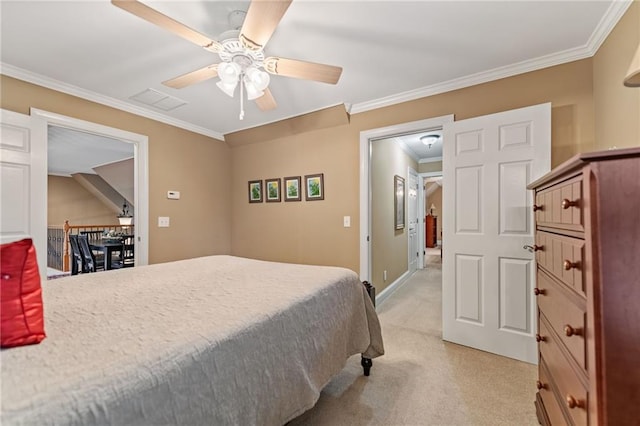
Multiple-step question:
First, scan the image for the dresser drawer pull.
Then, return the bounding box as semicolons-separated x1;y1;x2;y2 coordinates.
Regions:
561;199;578;209
524;244;543;253
533;204;543;212
536;380;547;390
564;324;582;337
563;260;578;270
566;395;585;409
535;334;546;342
533;287;546;296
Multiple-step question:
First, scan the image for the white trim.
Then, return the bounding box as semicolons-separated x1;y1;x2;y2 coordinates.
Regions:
350;0;632;116
419;156;443;164
30;108;149;267
375;270;412;307
3;63;224;141
359;114;454;281
586;0;633;53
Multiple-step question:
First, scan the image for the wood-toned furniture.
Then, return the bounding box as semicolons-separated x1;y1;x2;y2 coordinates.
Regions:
426;214;437;248
527;147;640;425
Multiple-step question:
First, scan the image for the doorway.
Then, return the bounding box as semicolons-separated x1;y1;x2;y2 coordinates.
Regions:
31;108;149;268
359;114;454;305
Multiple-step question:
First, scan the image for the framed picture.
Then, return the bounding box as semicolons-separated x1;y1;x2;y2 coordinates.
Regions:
284;176;301;202
248;180;263;203
394;175;405;230
265;178;281;202
305;173;324;201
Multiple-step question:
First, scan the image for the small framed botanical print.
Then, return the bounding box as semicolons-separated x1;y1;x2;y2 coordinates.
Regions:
248;180;263;203
305;173;324;201
284;176;301;202
265;178;281;202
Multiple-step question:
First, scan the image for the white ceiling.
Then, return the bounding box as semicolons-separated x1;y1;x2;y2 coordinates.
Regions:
0;1;630;141
48;126;134;175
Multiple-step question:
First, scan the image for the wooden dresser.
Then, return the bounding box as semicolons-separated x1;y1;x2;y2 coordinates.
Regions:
527;147;640;425
426;215;437;248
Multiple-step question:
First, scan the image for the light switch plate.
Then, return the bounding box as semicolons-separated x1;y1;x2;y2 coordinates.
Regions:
167;191;180;200
158;216;170;227
343;216;351;228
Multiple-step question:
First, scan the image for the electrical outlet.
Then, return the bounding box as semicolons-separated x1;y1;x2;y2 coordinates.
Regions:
158;216;170;227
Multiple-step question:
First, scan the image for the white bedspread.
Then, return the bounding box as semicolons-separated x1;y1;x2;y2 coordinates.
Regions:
1;255;383;425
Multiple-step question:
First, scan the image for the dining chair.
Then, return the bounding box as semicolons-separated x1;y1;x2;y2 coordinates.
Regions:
68;234;85;275
78;234;104;272
113;235;135;269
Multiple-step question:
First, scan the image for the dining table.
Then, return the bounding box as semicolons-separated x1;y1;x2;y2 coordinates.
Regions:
90;238;125;270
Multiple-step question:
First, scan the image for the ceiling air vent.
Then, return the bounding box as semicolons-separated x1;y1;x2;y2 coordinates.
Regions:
129;88;187;111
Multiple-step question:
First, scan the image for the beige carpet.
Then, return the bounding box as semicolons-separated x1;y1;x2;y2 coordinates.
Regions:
289;261;538;426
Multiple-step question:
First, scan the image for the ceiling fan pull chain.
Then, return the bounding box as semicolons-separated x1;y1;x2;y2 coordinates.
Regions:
239;76;245;120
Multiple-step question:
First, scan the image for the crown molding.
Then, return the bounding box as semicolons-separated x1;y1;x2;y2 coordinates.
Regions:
419;156;443;164
0;63;225;141
349;0;633;116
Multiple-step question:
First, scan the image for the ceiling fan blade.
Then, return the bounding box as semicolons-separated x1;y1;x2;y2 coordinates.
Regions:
112;0;222;52
255;88;277;111
239;0;292;51
263;57;342;85
162;64;219;89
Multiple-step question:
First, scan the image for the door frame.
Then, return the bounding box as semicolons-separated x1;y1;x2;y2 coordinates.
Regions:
407;166;420;274
30;108;149;267
359;114;454;285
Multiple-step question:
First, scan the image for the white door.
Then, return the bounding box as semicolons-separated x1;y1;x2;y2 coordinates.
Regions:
407;168;419;274
442;103;550;364
1;109;47;280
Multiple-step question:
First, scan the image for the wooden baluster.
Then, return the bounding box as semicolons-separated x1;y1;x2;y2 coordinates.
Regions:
63;220;70;272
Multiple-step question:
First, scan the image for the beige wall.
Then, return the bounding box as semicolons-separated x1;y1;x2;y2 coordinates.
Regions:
4;5;636;274
230;59;596;274
48;175;118;226
1;75;232;264
418;161;443;174
370;138;418;293
593;1;640;150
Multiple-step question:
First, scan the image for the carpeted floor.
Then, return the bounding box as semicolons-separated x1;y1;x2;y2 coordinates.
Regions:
289;260;538;426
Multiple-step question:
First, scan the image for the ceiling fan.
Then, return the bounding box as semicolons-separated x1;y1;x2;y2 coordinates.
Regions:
111;0;343;120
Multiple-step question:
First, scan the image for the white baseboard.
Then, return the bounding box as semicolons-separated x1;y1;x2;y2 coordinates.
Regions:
375;270;411;307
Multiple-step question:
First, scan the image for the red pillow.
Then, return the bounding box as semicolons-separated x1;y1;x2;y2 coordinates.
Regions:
1;238;46;348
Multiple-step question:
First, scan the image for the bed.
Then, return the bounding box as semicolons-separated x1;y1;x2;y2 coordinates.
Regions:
1;255;384;425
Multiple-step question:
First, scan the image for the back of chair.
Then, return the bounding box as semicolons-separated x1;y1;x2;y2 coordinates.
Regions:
68;234;85;275
77;235;97;272
120;235;135;268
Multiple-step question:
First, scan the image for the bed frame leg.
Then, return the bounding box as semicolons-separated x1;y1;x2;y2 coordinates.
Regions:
361;356;372;376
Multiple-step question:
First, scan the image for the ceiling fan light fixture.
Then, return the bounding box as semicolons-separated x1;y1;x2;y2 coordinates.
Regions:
218;62;241;84
244;82;264;101
216;80;237;97
245;66;270;91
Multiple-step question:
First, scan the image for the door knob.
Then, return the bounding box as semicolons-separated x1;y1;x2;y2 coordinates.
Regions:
523;245;542;253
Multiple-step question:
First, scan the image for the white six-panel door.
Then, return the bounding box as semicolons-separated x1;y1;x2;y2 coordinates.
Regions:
1;109;47;281
442;103;550;363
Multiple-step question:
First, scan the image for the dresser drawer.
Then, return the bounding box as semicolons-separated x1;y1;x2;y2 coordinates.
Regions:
536;270;587;370
536;231;585;297
539;318;588;426
534;174;583;233
538;357;570;426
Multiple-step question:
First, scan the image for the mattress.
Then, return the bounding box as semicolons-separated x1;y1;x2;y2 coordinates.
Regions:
1;255;383;425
